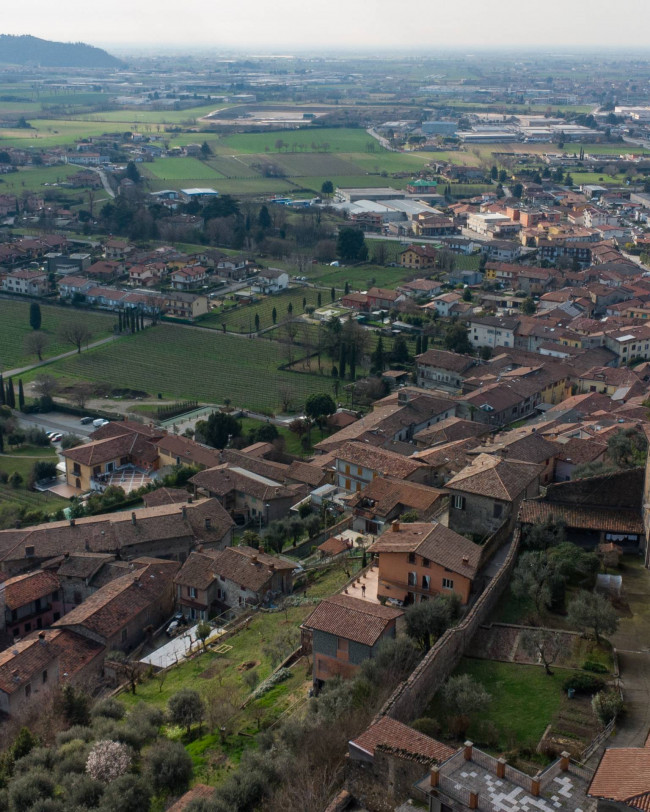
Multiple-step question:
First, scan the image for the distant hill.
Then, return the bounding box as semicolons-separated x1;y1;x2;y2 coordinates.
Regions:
0;35;124;68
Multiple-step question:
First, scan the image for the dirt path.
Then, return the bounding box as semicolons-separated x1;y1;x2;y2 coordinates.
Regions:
4;335;119;378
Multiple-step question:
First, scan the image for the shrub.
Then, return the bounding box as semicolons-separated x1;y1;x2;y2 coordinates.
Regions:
563;673;606;695
91;697;126;721
55;725;94;746
583;660;608;674
411;717;441;738
250;668;291;700
61;773;104;809
143;739;193;794
9;772;55;812
98;774;151;812
13;746;56;775
86;740;132;783
8;471;23;488
167;688;205;734
592;690;624;725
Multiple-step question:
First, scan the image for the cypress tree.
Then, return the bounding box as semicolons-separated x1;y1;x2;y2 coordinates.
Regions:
348;343;356;381
7;379;15;409
140;312;144;330
29;302;42;331
416;335;422;355
118;311;123;332
0;431;4;453
272;307;277;325
18;380;25;411
371;336;385;373
288;302;293;315
422;334;429;353
344;281;350;295
317;292;322;308
0;374;4;406
339;342;347;379
331;287;336;302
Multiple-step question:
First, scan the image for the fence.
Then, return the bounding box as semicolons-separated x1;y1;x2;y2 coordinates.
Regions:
504;764;534;794
378;526;520;723
438;776;473;808
580;716;616;763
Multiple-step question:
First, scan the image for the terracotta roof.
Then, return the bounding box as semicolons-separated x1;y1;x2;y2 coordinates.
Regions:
3;570;60;609
303;594;402;646
318;537;351;556
176;545;293;593
445;453;542;501
55;552;115;580
155;435;223;468
0;637;58;695
89;420;163;441
589;748;650;808
173;550;223;591
167;785;215;812
335;442;426;479
285;460;327;487
470;431;561;466
554;438;607;465
520;500;644;535
414;418;488;446
53;561;179;640
350;716;455;762
142;487;192;507
62;431;158;467
190;466;301;502
23;628;104;684
347;477;445;518
416;349;476;374
370;521;482;579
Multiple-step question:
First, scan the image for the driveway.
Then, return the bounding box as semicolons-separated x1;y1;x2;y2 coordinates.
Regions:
609;558;650;748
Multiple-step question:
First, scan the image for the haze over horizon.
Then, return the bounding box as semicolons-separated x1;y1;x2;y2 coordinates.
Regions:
4;0;650;53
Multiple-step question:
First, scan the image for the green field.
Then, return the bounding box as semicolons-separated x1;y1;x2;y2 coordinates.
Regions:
0;163;86;194
204;287;324;333
219;127;384;155
147;157;224;181
0;445;68;523
25;324;336;414
0;300;117;371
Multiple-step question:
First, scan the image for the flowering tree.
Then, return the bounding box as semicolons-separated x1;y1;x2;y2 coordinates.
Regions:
86;740;131;783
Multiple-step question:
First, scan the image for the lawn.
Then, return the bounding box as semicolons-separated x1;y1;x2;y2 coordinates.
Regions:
429;658;572;751
0;300;117;371
0;163;86;194
238;416;314;457
24;324;337;415
0;444;68;522
202;287;324;333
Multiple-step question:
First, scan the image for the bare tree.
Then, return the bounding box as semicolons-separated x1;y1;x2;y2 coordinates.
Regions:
59;322;92;354
520;629;563;675
277;383;295;413
32;374;58;399
24;331;48;361
203;681;239;742
71;383;94;410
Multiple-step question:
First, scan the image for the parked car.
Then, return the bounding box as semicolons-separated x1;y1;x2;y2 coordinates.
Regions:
92;419;109;428
80;416;94;425
49;433;62;443
165;612;187;637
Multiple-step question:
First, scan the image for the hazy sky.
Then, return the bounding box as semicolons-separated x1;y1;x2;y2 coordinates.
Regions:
4;0;650;52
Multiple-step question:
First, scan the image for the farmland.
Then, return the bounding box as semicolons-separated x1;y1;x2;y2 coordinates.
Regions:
219;127;383;155
0;300;117;371
203;287;324;333
147;157;225;181
25;324;336;414
0;444;68;524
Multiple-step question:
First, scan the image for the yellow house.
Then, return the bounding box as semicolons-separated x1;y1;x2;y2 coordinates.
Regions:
62;433;158;491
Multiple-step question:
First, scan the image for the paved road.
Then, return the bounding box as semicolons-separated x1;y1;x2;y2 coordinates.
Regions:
86;166;115;199
18;411;96;438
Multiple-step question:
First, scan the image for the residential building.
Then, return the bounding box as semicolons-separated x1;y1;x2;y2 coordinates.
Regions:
366;287;404;310
416;349;477;390
53;559;180;653
251;268;289;294
302;594;402;688
446;453;542;539
174;545;294;619
170;265;208;290
2;570;63;639
467;315;519;349
333;442;428;494
588;745;650;811
0;635;59;717
2;269;49;296
370;520;483;605
348;477;446;535
400;244;438;270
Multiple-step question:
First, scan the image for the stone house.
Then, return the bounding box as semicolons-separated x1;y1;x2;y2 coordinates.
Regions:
333;442;429;494
369;520;482;605
301;594;402;689
2;570;63;639
0;635;59;717
250;268;289;294
348;477;446;536
416;349;477;391
446;453;542;539
174;545;294;619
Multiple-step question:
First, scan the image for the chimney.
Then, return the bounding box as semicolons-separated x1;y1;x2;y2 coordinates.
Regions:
69;518;75;527
204;517;211;530
134;574;141;585
12;669;19;682
392;520;400;533
462;555;469;564
181;506;187;520
38;631;46;644
258;544;265;554
25;545;35;558
131;512;136;525
188;496;193;504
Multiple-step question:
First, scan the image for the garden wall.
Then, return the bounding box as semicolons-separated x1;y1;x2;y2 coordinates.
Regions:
379;526;521;723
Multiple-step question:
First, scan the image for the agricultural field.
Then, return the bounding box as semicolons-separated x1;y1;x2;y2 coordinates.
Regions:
219;127;382;155
147;157;225;181
24;324;336;414
0;163;85;194
202;287;324;333
0;300;117;371
0;444;68;523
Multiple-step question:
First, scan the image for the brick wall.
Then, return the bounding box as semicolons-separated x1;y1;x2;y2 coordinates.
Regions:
378;526;521;723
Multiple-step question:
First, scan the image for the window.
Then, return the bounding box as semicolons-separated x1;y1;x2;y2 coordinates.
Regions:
408;552;416;564
24;623;30;633
407;571;417;587
493;503;503;519
74;591;82;605
357;466;363;475
422;558;430;568
42;670;48;684
189;587;197;599
442;578;454;590
25;684;31;699
121;629;127;643
453;495;465;510
345;464;350;475
336;637;349;658
422;575;431;591
345;479;351;491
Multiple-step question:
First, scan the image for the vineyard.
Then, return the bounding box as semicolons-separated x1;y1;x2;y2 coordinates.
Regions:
33;325;335;414
203;287;325;333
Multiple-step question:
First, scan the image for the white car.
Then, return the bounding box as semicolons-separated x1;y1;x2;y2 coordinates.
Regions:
49;433;62;443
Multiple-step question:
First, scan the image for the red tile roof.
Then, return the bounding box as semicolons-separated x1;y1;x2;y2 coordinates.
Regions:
520;500;644;535
589;748;650;809
303;594;402;647
445;453;542;501
350;716;455;762
0;637;58;695
4;570;60;609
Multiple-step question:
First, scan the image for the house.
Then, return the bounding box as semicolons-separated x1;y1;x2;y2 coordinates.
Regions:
588;745;650;811
366;287;404;310
163;291;209;320
155;435;223;470
170;265;208;290
348;477;446;535
416;349;477;391
413;417;489;448
2;269;49;296
400;245;438;270
0;634;60;717
53;559;180;653
398;278;443;299
412;215;457;238
52;551;118;612
190;466;307;525
333;442;428;494
251;268;289;294
341;291;369;311
57;275;93;298
0;499;235;576
301;594;402;688
467;315;519;349
174;545;294;619
428;291;463;317
370;519;483;605
104;239;134;261
2;570;63;639
468;429;561;485
553;437;607;481
446;453;542;539
86;260;124;281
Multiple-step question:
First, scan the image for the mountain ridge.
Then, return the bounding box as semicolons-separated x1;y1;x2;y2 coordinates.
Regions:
0;34;124;68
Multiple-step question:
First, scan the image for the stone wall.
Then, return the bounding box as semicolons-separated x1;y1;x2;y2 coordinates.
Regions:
378;526;521;723
346;746;433;812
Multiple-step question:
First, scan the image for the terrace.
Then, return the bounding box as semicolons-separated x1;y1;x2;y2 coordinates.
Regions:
91;465;155;494
416;743;594;812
